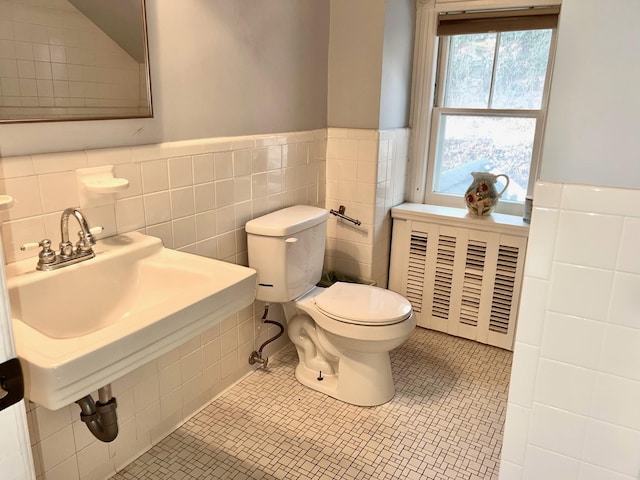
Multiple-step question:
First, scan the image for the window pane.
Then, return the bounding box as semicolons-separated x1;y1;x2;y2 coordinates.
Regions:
433;114;536;202
443;33;496;108
492;30;552;109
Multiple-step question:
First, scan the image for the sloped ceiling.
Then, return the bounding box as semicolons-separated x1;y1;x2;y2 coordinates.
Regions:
68;0;146;63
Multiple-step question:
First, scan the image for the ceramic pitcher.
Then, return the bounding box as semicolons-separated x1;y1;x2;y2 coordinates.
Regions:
464;172;510;216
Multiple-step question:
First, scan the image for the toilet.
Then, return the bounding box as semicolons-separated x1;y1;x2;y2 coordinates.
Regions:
246;205;415;406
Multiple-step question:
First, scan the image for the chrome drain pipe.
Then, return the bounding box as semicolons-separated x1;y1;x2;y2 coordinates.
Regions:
75;384;118;442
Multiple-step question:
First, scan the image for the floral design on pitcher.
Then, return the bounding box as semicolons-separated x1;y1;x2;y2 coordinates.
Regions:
464;173;510;216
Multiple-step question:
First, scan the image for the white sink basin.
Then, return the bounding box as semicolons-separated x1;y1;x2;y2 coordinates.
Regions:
6;232;257;410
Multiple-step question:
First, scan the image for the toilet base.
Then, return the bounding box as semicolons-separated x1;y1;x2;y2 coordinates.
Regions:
294;350;396;407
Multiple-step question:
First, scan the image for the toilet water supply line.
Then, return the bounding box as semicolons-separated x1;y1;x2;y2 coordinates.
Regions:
75;384;119;442
248;304;285;368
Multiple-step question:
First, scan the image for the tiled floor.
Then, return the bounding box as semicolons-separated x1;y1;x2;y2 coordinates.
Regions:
111;328;512;480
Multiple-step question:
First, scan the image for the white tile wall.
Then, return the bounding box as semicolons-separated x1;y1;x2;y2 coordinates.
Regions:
500;182;640;480
0;129;326;480
325;128;408;287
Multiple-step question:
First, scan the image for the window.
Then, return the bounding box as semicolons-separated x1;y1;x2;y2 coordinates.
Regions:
417;7;558;216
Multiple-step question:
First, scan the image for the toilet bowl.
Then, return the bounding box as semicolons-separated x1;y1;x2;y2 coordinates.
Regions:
283;283;415;406
246;205;416;406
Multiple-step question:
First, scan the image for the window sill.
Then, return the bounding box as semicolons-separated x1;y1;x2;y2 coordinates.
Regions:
391;203;529;236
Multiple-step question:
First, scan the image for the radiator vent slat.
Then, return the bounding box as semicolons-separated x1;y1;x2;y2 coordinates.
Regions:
432;235;456;320
490;245;519;334
459;240;486;327
406;232;429;313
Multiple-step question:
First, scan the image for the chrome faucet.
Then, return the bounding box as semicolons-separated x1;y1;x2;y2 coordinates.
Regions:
20;208;102;271
59;207;96;257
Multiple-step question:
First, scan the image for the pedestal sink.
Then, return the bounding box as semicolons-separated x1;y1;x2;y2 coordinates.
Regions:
6;232;256;410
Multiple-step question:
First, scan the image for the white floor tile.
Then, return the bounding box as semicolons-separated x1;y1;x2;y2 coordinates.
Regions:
109;329;512;480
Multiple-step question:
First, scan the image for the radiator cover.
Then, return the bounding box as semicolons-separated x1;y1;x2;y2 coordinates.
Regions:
389;204;529;350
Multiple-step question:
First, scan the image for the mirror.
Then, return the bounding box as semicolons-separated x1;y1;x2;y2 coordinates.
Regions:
0;0;152;123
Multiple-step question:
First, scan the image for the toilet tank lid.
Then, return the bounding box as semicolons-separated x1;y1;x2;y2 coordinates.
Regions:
246;205;329;237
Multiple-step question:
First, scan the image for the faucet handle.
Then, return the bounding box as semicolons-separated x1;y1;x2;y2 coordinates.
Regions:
76;225;104;251
20;239;57;264
20;241;42;252
20;239;51;252
77;226;104;238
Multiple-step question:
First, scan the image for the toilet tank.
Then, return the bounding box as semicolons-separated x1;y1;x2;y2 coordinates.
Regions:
246;206;329;303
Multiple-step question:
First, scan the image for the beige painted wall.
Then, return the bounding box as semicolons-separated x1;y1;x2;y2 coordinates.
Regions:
539;0;640;188
379;0;415;129
327;0;414;129
327;0;385;129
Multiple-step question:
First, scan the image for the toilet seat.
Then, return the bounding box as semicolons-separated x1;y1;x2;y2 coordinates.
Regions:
314;282;412;326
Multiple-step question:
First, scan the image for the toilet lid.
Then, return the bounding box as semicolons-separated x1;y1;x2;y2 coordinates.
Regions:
314;282;412;326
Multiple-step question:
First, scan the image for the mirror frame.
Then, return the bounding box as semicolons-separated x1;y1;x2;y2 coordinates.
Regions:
0;0;153;124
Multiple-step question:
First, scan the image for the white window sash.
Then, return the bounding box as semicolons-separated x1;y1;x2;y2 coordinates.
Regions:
407;0;561;209
425;109;543;216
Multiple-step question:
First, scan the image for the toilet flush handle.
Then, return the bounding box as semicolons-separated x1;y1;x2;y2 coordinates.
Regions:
285;237;298;244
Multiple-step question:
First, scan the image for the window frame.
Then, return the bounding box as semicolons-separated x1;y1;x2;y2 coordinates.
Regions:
407;0;560;217
424;30;557;215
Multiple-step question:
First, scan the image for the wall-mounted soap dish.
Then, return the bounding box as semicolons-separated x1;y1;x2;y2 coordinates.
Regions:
0;195;15;211
77;166;129;207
